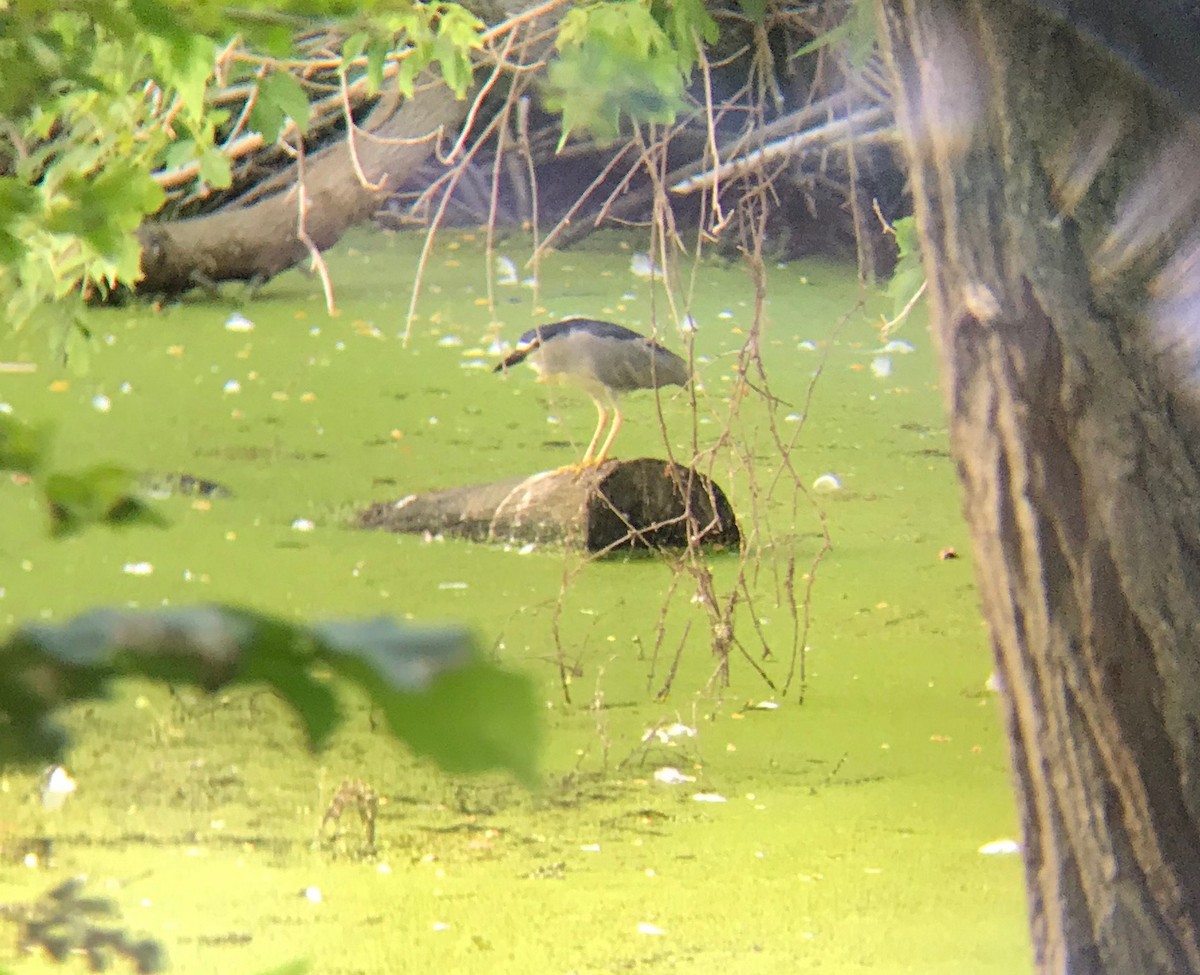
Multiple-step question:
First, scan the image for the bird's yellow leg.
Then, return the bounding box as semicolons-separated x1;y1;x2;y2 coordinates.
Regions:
580;399;609;466
553;399;609;475
592;405;623;467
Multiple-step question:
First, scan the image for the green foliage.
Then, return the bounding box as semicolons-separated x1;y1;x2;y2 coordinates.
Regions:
884;215;926;322
0;0;485;329
793;0;877;70
545;0;718;144
250;70;314;142
0;413;163;537
1;604;542;786
388;3;484;100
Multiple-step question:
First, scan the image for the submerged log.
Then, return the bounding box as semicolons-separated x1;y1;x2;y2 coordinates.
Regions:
357;458;740;554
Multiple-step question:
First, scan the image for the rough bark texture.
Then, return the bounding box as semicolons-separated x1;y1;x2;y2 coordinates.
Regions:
356;458;741;554
879;0;1200;971
137;83;466;296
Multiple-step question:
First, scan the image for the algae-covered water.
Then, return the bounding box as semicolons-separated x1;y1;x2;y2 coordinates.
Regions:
0;228;1029;973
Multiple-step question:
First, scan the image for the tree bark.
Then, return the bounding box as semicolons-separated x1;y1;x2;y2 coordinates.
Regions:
136;81;467;296
134;0;549;297
878;0;1200;971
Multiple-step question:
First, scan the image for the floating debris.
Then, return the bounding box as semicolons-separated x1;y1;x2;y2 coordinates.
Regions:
225;312;255;332
291;518;316;532
653;767;696;785
495;255;519;285
798;340;818;351
637;922;667;936
870;356;893;379
692;792;727;803
222;380;241;394
91;394;112;413
877;339;916;354
643;722;697;744
812;474;842;493
678;314;698;333
748;700;780;711
437;335;463;348
978;839;1020;856
302;886;323;903
630;253;663;280
40;766;76;811
122;562;154;576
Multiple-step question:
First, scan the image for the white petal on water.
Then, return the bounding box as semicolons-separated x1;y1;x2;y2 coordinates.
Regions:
637;923;666;936
437;335;463;347
653;767;696;785
644;722;697;744
877;339;916;354
91;394;112;413
812;473;842;493
438;582;468;590
750;700;780;711
40;765;77;810
692;792;727;803
123;562;154;576
630;253;663;279
978;839;1020;856
798;340;818;351
291;518;316;532
223;380;241;394
225;312;255;332
495;255;519;285
870;356;893;378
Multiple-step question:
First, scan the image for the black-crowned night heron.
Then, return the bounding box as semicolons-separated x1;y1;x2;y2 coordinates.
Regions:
494;317;690;468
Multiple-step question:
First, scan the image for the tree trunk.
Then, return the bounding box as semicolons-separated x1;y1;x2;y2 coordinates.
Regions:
137;81;467;296
134;0;549;297
877;0;1200;971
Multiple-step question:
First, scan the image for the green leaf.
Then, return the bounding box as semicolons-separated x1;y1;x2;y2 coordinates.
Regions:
891;214;920;259
341;31;369;65
546;2;688;144
263;70;312;133
736;0;767;24
45;166;165;257
251;71;312;141
43;463;167;538
197;147;233;188
366;35;390;94
0;606;542;785
0;178;38;262
0;414;52;476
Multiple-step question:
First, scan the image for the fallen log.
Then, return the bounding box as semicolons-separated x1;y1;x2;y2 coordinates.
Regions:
357;458;740;554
